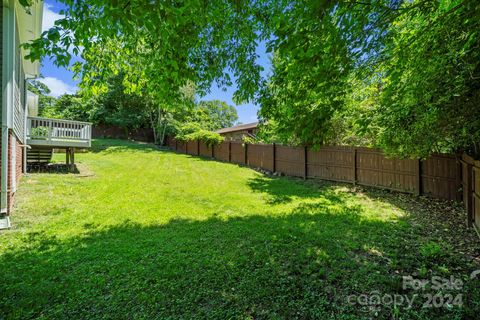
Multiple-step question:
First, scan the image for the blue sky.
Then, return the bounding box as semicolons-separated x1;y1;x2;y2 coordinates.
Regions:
40;0;270;124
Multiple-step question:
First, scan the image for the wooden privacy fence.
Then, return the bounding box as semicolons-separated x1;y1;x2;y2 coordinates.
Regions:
461;154;480;232
166;137;479;232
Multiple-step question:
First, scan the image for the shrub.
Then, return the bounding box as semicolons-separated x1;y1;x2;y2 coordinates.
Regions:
420;241;444;260
30;126;49;139
175;123;224;147
242;136;256;146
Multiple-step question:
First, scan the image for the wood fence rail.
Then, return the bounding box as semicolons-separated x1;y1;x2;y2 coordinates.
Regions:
167;137;479;234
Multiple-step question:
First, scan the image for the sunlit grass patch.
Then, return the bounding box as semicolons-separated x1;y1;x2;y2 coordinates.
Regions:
0;139;478;319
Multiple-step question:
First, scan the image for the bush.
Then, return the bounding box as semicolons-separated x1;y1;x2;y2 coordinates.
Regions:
175;123;224;147
30;126;49;139
242;136;256;146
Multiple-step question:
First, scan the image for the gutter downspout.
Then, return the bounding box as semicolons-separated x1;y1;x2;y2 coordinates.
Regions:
0;1;15;214
1;2;12;214
1;123;8;215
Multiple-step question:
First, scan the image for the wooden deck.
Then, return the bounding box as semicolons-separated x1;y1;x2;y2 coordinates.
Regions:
27;116;92;148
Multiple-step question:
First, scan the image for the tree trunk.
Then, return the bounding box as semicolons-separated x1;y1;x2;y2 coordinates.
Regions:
157;107;164;145
160;121;167;146
150;110;158;144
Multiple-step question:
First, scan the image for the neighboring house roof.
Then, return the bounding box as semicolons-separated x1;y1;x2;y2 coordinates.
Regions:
216;122;258;134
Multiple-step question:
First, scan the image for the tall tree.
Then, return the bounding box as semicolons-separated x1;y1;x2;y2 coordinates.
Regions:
25;0;279;104
24;0;480;157
373;0;480;157
259;0;480;157
41;94;90;121
27;80;56;115
194;100;238;130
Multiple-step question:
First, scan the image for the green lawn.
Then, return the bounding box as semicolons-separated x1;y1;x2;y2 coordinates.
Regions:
1;139;479;319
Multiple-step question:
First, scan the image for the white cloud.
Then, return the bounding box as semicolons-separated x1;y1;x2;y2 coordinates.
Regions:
42;4;64;32
42;4;83;56
39;77;77;97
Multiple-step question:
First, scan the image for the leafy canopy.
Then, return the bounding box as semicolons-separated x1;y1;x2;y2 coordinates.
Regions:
258;0;480;157
25;0;480;157
175;122;225;147
26;0;280;104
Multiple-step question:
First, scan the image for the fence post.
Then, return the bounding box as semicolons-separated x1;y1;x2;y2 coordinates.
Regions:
197;139;200;156
455;156;463;201
211;144;214;158
272;143;276;173
175;139;177;151
472;162;479;229
415;159;422;196
244;143;248;165
467;164;474;227
228;142;232;163
303;146;308;179
353;148;357;185
463;154;474;227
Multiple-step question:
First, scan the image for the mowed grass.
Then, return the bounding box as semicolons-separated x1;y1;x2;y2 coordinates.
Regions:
0;139;479;319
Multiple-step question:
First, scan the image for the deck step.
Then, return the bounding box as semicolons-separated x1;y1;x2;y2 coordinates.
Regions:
27;148;53;163
0;215;11;230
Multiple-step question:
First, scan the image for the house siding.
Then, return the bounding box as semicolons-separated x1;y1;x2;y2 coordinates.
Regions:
13;15;25;142
1;4;25;214
220;128;259;142
1;4;3;83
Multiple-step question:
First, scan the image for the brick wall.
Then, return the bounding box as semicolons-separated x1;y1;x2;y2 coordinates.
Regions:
0;130;23;213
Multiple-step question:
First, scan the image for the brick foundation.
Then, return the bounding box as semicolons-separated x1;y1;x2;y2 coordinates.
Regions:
0;130;23;214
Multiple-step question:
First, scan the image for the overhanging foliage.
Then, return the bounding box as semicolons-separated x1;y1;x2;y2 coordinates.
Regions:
25;0;480;158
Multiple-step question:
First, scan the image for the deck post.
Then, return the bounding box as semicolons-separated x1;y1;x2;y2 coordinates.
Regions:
66;148;70;165
71;148;75;167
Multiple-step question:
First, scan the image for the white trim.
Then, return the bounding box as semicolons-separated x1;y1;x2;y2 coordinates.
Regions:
15;0;43;76
3;0;15;130
28;116;93;126
1;1;15;213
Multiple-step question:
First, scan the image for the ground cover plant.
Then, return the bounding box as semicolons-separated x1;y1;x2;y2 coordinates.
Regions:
0;139;479;319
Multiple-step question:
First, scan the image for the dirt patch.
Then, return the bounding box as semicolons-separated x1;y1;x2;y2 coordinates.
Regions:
74;163;95;178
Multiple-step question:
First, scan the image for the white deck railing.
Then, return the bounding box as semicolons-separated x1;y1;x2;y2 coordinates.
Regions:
27;116;92;148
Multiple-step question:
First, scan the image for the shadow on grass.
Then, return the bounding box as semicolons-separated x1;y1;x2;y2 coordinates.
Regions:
27;163;80;174
1;201;478;319
247;175;342;205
